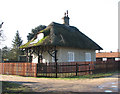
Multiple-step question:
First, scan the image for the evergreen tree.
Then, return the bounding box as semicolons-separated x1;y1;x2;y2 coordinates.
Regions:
12;30;23;48
12;30;23;61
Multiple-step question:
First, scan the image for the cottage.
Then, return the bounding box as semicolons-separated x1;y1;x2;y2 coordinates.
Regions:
20;11;102;63
96;51;120;62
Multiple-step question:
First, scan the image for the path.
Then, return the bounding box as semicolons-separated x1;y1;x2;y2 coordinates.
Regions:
1;74;119;93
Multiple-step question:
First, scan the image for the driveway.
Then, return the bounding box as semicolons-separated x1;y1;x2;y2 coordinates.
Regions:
1;74;119;93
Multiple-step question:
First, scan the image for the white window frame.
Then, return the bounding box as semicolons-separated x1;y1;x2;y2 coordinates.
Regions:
85;53;91;61
68;52;74;62
115;58;120;61
103;58;107;61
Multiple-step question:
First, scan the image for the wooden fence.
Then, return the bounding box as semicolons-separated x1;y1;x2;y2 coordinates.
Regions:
0;63;37;77
93;61;119;74
37;62;94;77
0;61;119;77
37;61;119;77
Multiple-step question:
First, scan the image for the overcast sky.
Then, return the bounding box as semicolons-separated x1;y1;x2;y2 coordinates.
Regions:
0;0;119;52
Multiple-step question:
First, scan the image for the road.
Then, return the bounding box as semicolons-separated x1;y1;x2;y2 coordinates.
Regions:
1;74;119;93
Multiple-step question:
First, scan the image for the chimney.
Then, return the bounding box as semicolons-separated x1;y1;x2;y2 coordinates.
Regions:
62;10;70;26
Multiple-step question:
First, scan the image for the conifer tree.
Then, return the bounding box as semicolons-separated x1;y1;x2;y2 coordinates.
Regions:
12;30;23;61
12;30;23;48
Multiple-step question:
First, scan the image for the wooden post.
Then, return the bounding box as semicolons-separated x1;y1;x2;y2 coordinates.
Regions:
106;63;107;73
54;47;58;78
37;47;40;64
114;62;116;72
46;62;47;76
89;63;91;74
26;49;28;62
76;63;78;76
29;49;33;63
36;63;38;77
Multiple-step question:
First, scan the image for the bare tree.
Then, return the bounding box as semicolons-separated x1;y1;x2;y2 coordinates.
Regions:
0;22;4;62
0;22;5;41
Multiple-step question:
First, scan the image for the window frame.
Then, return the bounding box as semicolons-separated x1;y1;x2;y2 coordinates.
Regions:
115;58;120;61
102;58;107;61
85;53;91;62
68;52;74;62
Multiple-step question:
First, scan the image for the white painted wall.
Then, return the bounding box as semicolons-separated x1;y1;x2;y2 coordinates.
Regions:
57;47;96;62
32;47;96;63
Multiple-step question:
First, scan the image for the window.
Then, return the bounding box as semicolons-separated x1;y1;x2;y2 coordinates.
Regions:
85;53;91;61
103;58;107;61
115;58;120;61
68;52;74;62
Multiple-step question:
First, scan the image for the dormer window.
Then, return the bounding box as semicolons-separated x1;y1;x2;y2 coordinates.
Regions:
30;33;44;44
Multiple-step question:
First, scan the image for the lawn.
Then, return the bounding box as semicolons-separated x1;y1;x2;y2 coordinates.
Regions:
1;81;32;94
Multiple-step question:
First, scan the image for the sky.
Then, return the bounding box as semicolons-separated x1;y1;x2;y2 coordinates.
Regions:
0;0;119;52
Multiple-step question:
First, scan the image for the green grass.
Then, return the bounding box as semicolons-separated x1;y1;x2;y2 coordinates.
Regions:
1;71;119;80
69;72;114;79
35;71;119;80
1;81;32;93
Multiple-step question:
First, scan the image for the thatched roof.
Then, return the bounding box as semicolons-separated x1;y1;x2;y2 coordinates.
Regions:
20;22;102;50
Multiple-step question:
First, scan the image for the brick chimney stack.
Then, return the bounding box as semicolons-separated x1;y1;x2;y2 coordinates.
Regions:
62;10;70;26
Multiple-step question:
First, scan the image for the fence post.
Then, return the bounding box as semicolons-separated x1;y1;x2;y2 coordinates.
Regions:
89;63;91;74
36;63;39;77
76;63;78;76
46;62;47;77
54;47;58;78
114;62;115;72
55;62;57;78
106;62;107;73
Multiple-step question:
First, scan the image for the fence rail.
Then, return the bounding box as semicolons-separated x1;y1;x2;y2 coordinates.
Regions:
0;61;119;77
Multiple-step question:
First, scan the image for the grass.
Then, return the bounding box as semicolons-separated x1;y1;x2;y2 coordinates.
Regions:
35;71;119;80
1;81;32;94
69;72;114;79
1;71;119;80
